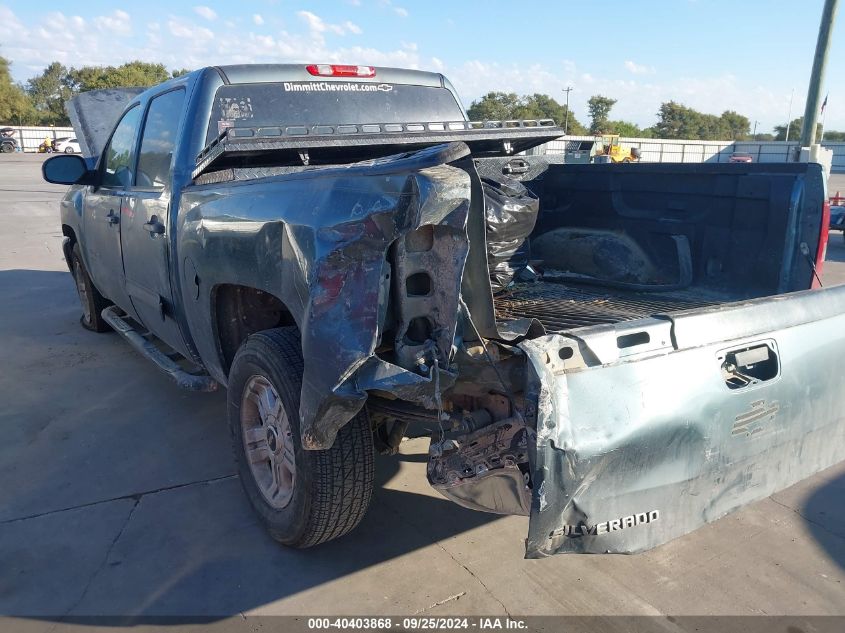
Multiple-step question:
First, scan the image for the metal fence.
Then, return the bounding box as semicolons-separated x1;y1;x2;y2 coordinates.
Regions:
0;126;75;152
538;136;845;172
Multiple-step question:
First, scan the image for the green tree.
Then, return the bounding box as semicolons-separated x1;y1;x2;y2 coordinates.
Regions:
26;61;72;125
587;95;617;133
653;101;700;139
719;110;750;140
66;61;172;92
171;68;192;78
604;120;651;137
653;101;749;140
466;92;587;133
823;130;845;141
0;56;35;124
466;92;522;121
774;116;822;141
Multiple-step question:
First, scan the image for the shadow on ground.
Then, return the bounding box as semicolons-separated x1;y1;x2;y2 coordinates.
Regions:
802;471;845;573
0;269;502;621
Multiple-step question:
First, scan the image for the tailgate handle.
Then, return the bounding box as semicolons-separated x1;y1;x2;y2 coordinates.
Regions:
719;342;779;390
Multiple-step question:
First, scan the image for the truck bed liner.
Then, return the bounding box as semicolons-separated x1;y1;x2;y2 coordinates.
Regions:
493;280;724;331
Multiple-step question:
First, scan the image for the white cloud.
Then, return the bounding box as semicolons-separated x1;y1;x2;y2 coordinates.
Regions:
378;0;409;17
252;14;264;26
624;60;655;75
446;59;811;133
297;10;358;37
93;10;131;35
193;6;217;21
167;19;214;41
2;5;839;132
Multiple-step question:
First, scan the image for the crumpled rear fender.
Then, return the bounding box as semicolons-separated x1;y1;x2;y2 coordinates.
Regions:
293;144;472;449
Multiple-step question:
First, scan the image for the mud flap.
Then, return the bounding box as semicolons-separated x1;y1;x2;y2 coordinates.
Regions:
520;285;845;557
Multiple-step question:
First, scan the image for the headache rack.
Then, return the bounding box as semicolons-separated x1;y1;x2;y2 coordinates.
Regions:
193;119;564;178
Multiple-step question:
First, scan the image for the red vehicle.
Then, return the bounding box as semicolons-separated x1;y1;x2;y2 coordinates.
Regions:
729;152;754;163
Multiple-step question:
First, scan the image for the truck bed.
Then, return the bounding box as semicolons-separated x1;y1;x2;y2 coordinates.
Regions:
478;160;829;336
494;280;723;331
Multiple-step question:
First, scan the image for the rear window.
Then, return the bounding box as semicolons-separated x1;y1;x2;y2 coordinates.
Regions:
208;82;465;142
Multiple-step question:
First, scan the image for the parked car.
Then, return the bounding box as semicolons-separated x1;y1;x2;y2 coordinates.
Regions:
42;64;844;557
0;127;19;153
729;152;754;163
54;137;81;154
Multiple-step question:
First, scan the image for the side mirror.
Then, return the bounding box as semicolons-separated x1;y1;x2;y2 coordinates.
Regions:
42;154;96;186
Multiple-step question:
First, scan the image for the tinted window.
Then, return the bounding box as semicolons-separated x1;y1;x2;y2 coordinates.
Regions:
102;106;141;188
208;83;465;141
137;89;185;188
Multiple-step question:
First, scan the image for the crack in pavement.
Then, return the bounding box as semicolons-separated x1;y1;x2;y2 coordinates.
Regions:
62;497;141;618
413;591;466;615
0;474;237;526
378;496;512;617
768;495;845;542
431;540;513;619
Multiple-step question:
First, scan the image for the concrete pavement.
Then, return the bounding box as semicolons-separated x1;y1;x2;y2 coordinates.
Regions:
1;154;844;626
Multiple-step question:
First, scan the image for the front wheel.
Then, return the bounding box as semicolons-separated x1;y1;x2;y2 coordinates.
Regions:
228;327;374;547
64;147;74;154
70;243;111;332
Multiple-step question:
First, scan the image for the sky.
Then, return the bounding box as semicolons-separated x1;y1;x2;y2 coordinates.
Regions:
1;0;843;133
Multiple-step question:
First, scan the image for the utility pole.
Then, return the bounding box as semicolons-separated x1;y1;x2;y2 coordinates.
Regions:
753;120;758;138
562;86;573;135
785;88;795;141
799;0;839;149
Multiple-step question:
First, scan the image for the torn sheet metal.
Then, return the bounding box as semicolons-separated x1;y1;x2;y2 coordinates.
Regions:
520;284;845;556
181;142;472;449
66;88;146;157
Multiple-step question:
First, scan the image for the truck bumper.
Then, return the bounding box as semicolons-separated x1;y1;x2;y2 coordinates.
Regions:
519;286;845;557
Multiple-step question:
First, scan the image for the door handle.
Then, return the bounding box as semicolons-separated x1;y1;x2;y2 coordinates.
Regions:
143;215;165;236
106;209;119;225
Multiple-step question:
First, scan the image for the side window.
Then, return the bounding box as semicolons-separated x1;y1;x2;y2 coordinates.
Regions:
102;106;141;188
136;90;186;188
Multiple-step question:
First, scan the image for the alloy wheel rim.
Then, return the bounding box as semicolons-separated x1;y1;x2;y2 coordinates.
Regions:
240;375;296;509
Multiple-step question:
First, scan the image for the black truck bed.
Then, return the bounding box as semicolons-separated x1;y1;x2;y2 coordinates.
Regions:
494;280;725;331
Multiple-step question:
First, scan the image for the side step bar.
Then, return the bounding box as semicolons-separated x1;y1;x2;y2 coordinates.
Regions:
101;306;219;392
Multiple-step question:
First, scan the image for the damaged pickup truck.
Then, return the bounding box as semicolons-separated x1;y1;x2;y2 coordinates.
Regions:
43;64;845;557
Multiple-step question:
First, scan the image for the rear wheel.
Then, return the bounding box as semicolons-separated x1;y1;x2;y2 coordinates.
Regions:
64;147;74;154
70;243;111;332
0;142;14;153
228;327;374;547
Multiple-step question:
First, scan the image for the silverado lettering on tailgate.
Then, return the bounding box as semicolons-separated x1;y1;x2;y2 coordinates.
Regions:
550;510;660;538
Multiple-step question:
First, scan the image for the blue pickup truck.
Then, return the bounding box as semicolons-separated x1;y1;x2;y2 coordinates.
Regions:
42;64;845;557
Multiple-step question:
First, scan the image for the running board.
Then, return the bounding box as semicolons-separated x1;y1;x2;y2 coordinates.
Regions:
101;306;219;392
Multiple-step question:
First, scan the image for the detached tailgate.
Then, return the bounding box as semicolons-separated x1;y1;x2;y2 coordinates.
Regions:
521;284;845;556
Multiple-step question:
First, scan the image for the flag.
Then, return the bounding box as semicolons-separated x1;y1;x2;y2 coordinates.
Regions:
821;94;828;114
